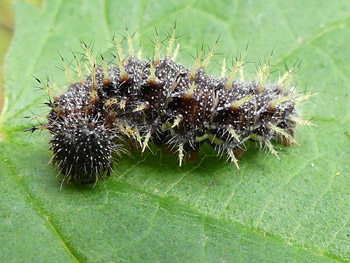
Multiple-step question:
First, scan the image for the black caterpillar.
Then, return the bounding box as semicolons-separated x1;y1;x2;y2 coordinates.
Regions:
26;28;312;184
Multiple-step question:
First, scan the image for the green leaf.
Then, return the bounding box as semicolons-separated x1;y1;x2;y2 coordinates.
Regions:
1;0;350;262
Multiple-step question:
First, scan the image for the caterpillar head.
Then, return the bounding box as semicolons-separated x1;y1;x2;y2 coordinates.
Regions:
48;114;118;184
45;83;119;184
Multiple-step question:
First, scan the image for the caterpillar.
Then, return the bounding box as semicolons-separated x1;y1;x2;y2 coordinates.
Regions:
26;27;312;185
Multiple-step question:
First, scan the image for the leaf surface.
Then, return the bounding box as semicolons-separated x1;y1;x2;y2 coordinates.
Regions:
1;0;350;262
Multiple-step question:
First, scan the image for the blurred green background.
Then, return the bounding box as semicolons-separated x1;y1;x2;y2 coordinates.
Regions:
0;0;14;112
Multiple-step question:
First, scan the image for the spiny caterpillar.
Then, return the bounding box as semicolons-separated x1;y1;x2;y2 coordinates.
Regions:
26;27;313;185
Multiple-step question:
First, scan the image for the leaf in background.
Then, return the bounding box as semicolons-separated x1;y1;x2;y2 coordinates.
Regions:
0;0;13;117
0;0;14;29
1;0;350;262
